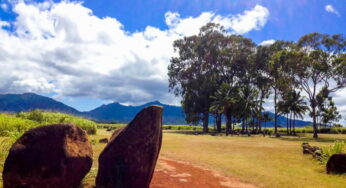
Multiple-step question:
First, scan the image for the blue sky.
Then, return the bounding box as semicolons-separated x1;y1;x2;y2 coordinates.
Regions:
81;0;346;42
0;0;345;119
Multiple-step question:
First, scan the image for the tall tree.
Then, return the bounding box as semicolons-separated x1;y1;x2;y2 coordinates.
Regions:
296;33;346;138
267;41;295;134
168;23;225;132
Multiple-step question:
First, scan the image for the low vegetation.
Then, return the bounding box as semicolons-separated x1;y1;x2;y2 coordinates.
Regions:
0;111;345;187
321;141;345;164
0;110;97;136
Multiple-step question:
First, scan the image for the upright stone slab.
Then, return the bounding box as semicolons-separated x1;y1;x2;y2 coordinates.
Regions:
327;153;346;174
96;105;163;188
2;124;93;188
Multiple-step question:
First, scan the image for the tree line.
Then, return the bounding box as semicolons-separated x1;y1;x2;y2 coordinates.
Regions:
168;23;346;138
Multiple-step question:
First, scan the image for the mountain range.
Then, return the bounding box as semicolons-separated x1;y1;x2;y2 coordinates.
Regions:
0;93;312;126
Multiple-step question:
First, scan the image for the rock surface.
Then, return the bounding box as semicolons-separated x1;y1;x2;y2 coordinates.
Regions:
96;105;163;188
3;124;93;188
99;138;109;143
302;143;321;155
326;153;346;174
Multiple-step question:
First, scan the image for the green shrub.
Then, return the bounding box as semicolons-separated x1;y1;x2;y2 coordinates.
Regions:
27;109;44;123
321;141;345;164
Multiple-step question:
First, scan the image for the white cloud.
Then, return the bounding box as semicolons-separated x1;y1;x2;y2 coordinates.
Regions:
259;39;275;46
165;5;270;36
1;3;8;11
0;1;270;105
215;5;270;34
325;5;340;16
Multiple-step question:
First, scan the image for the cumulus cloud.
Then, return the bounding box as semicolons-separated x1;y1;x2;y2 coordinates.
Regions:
164;5;270;35
259;39;275;46
325;5;340;16
0;1;270;105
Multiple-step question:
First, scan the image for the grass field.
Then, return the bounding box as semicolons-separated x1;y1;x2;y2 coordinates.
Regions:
0;111;345;188
159;132;346;188
78;129;346;188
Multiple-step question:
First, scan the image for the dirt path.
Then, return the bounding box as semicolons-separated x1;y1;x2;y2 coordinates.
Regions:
151;157;258;188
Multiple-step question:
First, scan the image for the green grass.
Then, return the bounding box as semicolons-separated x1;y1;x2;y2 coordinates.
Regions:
163;125;346;134
0;113;39;136
160;132;346;188
0;129;345;188
0;111;345;188
0;111;97;135
82;130;346;188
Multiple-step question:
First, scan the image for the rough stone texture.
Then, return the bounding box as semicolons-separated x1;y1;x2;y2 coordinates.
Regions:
3;124;93;188
302;143;322;156
99;138;109;143
96;105;163;188
326;153;346;174
302;143;312;154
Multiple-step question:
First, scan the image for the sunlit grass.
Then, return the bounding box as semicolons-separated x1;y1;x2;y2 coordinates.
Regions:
0;112;97;135
160;132;346;188
1;126;345;188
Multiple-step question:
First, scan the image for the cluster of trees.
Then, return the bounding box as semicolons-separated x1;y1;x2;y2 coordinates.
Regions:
168;23;346;138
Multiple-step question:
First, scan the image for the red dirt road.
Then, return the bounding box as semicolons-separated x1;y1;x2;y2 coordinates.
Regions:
151;158;258;188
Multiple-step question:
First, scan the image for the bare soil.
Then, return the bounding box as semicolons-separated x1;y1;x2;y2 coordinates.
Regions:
151;157;258;188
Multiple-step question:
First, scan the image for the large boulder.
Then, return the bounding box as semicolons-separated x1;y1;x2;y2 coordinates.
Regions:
96;105;163;188
3;124;93;188
326;153;346;174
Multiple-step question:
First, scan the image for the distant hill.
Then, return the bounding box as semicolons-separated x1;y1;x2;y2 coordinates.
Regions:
0;93;79;114
260;111;311;128
0;93;311;126
87;101;185;124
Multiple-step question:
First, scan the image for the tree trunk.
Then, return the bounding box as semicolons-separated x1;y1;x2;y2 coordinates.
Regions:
242;119;245;133
274;88;278;134
226;114;231;136
230;116;233;135
286;113;289;135
312;103;318;138
203;111;209;133
289;112;292;135
293;114;296;136
216;114;222;133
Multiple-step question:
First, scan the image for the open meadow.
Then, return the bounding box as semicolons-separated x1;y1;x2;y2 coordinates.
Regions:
0;112;345;188
85;129;346;188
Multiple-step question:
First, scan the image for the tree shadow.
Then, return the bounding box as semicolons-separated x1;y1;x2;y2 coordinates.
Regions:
270;135;346;143
164;130;346;143
164;130;261;137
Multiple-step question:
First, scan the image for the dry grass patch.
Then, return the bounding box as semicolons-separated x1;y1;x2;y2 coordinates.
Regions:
160;132;346;188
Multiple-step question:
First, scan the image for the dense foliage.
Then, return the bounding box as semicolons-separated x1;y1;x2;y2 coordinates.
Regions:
168;24;346;138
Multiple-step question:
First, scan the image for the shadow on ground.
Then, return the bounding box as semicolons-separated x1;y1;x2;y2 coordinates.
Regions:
165;130;346;143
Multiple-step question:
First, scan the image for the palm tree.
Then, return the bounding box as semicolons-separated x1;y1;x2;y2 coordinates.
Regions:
252;97;265;133
289;91;309;135
278;99;290;135
210;83;237;135
238;85;260;134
